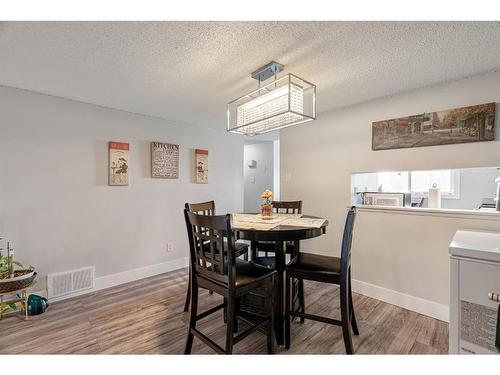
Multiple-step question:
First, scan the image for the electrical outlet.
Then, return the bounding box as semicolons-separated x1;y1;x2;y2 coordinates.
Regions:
166;243;173;253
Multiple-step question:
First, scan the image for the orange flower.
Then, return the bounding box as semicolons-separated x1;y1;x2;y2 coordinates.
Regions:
261;189;273;199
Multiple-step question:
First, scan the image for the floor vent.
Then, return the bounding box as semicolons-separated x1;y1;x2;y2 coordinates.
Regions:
47;266;95;299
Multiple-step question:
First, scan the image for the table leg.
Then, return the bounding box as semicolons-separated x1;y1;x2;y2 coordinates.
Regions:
250;240;258;261
274;240;286;346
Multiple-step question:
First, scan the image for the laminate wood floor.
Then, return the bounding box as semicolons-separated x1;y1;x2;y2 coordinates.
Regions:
0;269;448;354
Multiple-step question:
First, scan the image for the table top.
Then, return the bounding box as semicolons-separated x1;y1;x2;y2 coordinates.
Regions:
233;214;328;242
449;229;500;263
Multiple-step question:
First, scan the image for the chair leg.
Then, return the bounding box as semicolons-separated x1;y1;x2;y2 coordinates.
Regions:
183;267;191;312
184;280;198;354
285;273;291;350
267;277;275;354
225;296;236;354
348;270;359;336
340;277;354;354
234;298;240;333
298;278;305;324
223;297;227;323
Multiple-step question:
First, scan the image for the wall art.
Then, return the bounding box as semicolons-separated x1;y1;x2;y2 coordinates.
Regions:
108;141;129;186
372;103;495;151
195;149;208;184
151;142;179;178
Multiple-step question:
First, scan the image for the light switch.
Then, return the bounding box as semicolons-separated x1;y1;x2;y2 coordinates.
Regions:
250;176;255;183
285;172;292;182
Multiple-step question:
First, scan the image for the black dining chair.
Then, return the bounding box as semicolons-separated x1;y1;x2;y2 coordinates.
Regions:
184;210;276;354
183;200;249;312
284;206;359;354
251;200;303;266
251;200;305;322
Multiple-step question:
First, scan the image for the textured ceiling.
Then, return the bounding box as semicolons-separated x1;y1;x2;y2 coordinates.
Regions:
1;21;500;131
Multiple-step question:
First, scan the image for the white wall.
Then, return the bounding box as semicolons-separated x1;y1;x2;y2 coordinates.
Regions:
273;139;280;202
280;70;500;319
0;86;244;291
243;142;274;212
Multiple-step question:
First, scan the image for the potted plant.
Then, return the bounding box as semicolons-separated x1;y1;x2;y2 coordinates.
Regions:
260;189;273;218
0;242;36;316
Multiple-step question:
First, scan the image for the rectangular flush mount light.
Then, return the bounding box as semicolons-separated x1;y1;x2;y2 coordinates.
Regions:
227;73;316;136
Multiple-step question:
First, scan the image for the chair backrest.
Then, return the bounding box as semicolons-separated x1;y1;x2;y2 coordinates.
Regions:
184;210;237;288
340;206;357;276
185;200;215;215
272;200;302;214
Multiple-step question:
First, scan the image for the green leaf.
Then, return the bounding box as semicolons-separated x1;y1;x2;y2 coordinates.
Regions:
0;302;17;313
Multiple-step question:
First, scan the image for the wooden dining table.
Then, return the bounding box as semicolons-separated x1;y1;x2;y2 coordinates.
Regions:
233;214;328;346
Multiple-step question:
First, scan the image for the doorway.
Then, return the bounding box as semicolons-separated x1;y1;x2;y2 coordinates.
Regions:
243;138;280;212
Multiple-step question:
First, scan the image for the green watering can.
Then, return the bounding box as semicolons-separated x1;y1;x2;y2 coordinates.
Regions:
27;294;49;316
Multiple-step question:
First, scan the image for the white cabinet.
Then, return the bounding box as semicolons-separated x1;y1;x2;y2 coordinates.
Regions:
449;230;500;354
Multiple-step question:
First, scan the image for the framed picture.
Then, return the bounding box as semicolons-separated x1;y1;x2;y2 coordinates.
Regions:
108;141;129;186
151;142;179;179
195;149;208;184
372;103;495;151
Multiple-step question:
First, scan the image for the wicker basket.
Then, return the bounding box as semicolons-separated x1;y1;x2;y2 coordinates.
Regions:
0;269;37;294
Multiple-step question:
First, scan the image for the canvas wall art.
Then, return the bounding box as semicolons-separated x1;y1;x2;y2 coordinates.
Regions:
195;149;208;184
108;141;129;186
372;102;496;151
151;142;179;178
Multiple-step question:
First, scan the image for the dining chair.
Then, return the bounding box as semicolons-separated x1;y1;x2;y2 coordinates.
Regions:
184;210;276;354
183;200;249;312
251;200;303;264
284;206;359;354
251;200;305;322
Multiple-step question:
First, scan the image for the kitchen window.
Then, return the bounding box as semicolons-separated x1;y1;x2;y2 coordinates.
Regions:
352;169;460;199
410;169;460;199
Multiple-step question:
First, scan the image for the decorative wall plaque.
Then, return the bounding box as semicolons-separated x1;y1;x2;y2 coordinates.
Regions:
108;141;129;186
151;142;179;179
195;149;208;184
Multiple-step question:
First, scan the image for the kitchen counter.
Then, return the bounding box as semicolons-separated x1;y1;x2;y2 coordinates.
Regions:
352;204;500;220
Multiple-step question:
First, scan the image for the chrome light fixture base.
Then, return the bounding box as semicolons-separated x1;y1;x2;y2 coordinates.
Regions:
227;62;316;136
251;61;284;82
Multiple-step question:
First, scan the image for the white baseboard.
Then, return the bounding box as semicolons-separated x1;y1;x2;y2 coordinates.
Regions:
95;257;188;290
47;257;188;303
37;259;448;323
351;279;449;322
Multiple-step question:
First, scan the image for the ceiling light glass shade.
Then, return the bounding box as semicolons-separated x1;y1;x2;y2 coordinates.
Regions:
227;74;316;136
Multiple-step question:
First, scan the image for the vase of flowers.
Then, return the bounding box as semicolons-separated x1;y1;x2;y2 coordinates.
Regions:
260;189;273;219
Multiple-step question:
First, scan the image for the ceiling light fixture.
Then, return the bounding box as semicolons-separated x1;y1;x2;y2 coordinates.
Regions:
227;61;316;136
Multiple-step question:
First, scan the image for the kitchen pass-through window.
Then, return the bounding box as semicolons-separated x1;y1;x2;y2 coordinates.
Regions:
352;169;460;199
